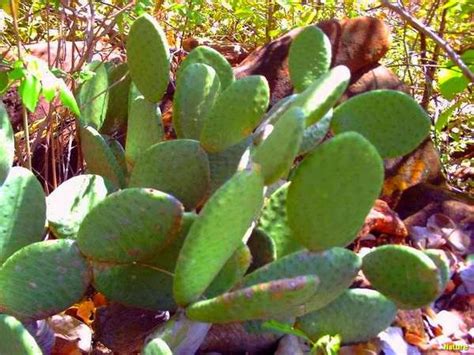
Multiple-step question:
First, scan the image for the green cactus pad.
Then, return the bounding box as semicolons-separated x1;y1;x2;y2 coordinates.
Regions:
247;229;276;272
287;132;384;251
126;14;170;103
289;26;331;92
144;212;197;272
205;243;252;298
186;275;319;323
101;63;131;135
78;61;109;130
258;182;303;258
129;140;210;210
142;338;172;355
298;109;332;155
331;90;431;158
290;65;350;127
173;169;264;306
46;174;112;239
0;239;91;320
93;262;175;311
0;167;46;264
0;104;14;185
252;107;305;184
207;138;251;193
173;63;221;139
362;245;442;309
200;76;270;153
0;314;42;354
177;46;234;89
108;138;127;174
125;84;164;170
80;126;126;188
242;248;361;313
77;188;183;263
295;289;397;343
424;249;450;291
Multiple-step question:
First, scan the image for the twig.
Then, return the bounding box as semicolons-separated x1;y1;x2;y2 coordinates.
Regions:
381;0;474;83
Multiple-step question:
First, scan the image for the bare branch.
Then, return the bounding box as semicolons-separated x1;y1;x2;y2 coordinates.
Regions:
381;0;474;83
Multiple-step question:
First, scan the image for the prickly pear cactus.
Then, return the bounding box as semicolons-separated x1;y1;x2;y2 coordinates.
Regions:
173;63;221;139
0;167;46;264
0;239;91;320
289;25;331;92
126;14;170;103
295;289;397;343
46;174;112;239
77;188;183;263
0;103;14;185
287;132;384;251
142;338;173;355
173;169;264;306
362;245;443;309
331;90;431;158
200;76;270;153
0;314;42;354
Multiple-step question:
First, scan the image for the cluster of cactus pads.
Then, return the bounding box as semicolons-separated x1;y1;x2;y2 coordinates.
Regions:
0;14;449;353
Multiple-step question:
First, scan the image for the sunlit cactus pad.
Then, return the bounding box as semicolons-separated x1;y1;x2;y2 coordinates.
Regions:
362;245;443;309
295;288;397;343
0;104;14;185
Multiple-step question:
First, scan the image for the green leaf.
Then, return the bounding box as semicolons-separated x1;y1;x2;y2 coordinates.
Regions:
261;320;312;343
59;82;80;116
435;100;462;132
19;74;41;112
0;71;8;94
438;50;474;100
0;103;14;185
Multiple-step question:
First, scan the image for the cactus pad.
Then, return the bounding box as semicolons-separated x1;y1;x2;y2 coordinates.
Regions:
295;289;397;343
252;107;305;184
78;61;109;130
142;338;172;355
80;126;126;188
173;169;264;306
186;275;319;323
129;140;210;210
257;182;302;258
0;104;14;185
200;76;270;153
290;65;350;127
298;109;332;155
331;90;431;158
177;46;234;89
289;26;331;92
125;83;164;170
0;167;46;264
77;188;183;263
126;14;170;103
242;248;361;313
173;63;221;139
287;132;384;251
47;174;111;239
424;249;450;292
247;229;276;272
92;262;175;311
0;239;91;320
362;245;442;309
0;314;42;354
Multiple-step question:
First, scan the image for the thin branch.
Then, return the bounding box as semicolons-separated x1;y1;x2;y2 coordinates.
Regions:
381;0;474;83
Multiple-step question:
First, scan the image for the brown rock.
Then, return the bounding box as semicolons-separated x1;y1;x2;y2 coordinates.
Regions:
234;16;391;104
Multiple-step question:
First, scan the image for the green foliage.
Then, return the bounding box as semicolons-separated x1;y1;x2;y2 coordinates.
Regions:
295;289;397;343
186;275;319;323
0;104;15;185
129;140;210;210
173;169;264;306
142;338;173;355
287;132;384;251
289;26;331;92
0;314;42;354
331;90;431;158
0;239;91;320
0;167;45;264
126;14;170;103
438;50;474;100
362;245;443;309
46;174;112;239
